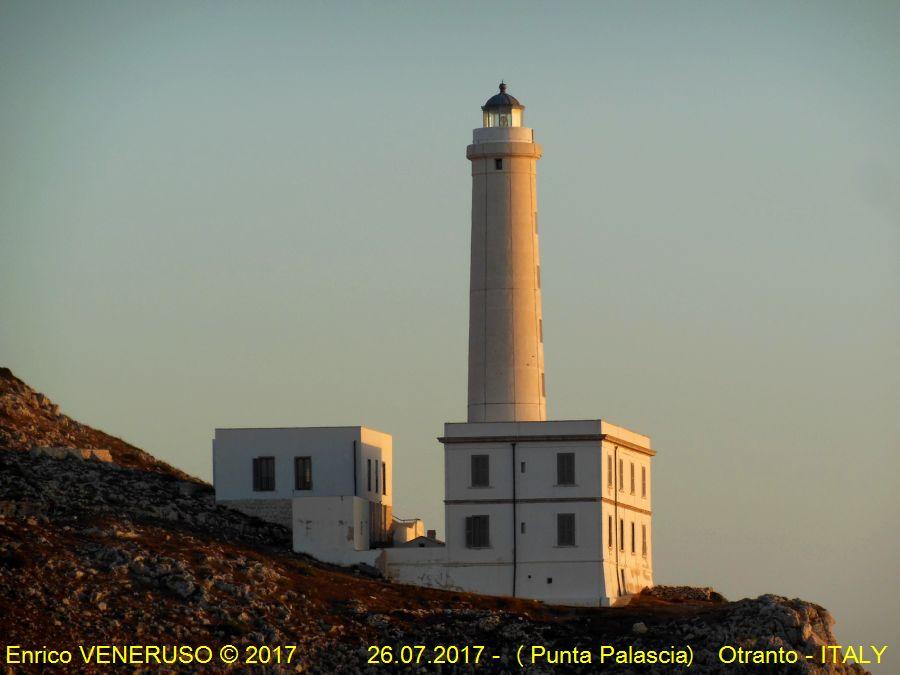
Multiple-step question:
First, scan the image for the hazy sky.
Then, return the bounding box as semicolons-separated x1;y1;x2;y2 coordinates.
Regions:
2;1;898;663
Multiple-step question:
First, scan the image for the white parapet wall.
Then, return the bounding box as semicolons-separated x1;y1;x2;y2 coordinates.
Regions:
384;547;451;589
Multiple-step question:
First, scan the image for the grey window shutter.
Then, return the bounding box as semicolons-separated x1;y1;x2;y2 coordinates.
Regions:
557;513;575;546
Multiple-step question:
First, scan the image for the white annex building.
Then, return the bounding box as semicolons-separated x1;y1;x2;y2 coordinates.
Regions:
212;84;655;606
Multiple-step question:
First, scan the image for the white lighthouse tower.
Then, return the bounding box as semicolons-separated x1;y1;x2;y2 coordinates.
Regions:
434;84;657;606
466;83;546;423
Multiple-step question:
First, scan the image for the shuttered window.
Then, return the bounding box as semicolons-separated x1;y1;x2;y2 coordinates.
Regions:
294;456;312;490
471;454;490;487
252;457;275;492
642;466;647;498
382;462;387;496
367;459;372;491
642;524;648;557
557;513;575;546
465;515;490;548
557;452;575;485
619;518;625;551
607;455;613;487
630;462;635;494
631;521;636;553
608;515;613;548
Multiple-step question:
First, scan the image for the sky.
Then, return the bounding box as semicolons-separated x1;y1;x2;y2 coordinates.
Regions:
1;0;898;664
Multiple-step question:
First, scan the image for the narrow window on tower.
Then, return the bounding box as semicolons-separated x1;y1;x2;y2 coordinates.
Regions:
367;459;372;492
618;458;624;491
521;521;526;534
630;462;635;494
375;459;379;494
520;461;526;473
382;462;387;496
619;518;625;551
631;522;636;553
608;515;613;548
494;158;503;170
642;524;648;557
641;466;647;498
607;455;613;488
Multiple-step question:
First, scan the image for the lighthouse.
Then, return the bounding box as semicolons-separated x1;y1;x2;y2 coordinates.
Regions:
430;84;655;606
466;83;546;423
212;83;658;607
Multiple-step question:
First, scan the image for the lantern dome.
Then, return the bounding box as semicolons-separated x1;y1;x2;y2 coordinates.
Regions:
481;82;524;128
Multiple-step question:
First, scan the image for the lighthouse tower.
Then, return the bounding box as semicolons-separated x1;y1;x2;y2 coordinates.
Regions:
431;84;655;607
466;83;546;423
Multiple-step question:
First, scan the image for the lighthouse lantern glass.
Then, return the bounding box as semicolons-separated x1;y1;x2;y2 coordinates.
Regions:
483;108;523;128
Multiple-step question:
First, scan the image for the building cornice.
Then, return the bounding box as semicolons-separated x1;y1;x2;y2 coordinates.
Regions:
437;433;656;457
444;496;652;517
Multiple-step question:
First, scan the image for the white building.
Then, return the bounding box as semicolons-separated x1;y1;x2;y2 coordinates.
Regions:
439;420;653;605
212;84;655;607
213;426;395;564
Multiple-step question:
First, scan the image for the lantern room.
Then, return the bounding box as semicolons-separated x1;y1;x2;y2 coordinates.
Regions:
481;82;524;128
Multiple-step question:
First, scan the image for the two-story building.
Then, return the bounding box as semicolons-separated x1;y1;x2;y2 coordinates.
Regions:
384;419;653;606
213;426;394;563
441;419;653;605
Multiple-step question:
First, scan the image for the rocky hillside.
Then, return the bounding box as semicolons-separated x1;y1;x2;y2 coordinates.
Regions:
0;369;868;673
0;367;191;479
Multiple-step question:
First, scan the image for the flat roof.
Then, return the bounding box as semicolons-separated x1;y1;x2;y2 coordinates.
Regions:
215;425;390;436
440;419;653;454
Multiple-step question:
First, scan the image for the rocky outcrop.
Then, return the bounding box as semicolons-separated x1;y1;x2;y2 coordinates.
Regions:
642;585;727;603
0;449;289;548
30;446;113;462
